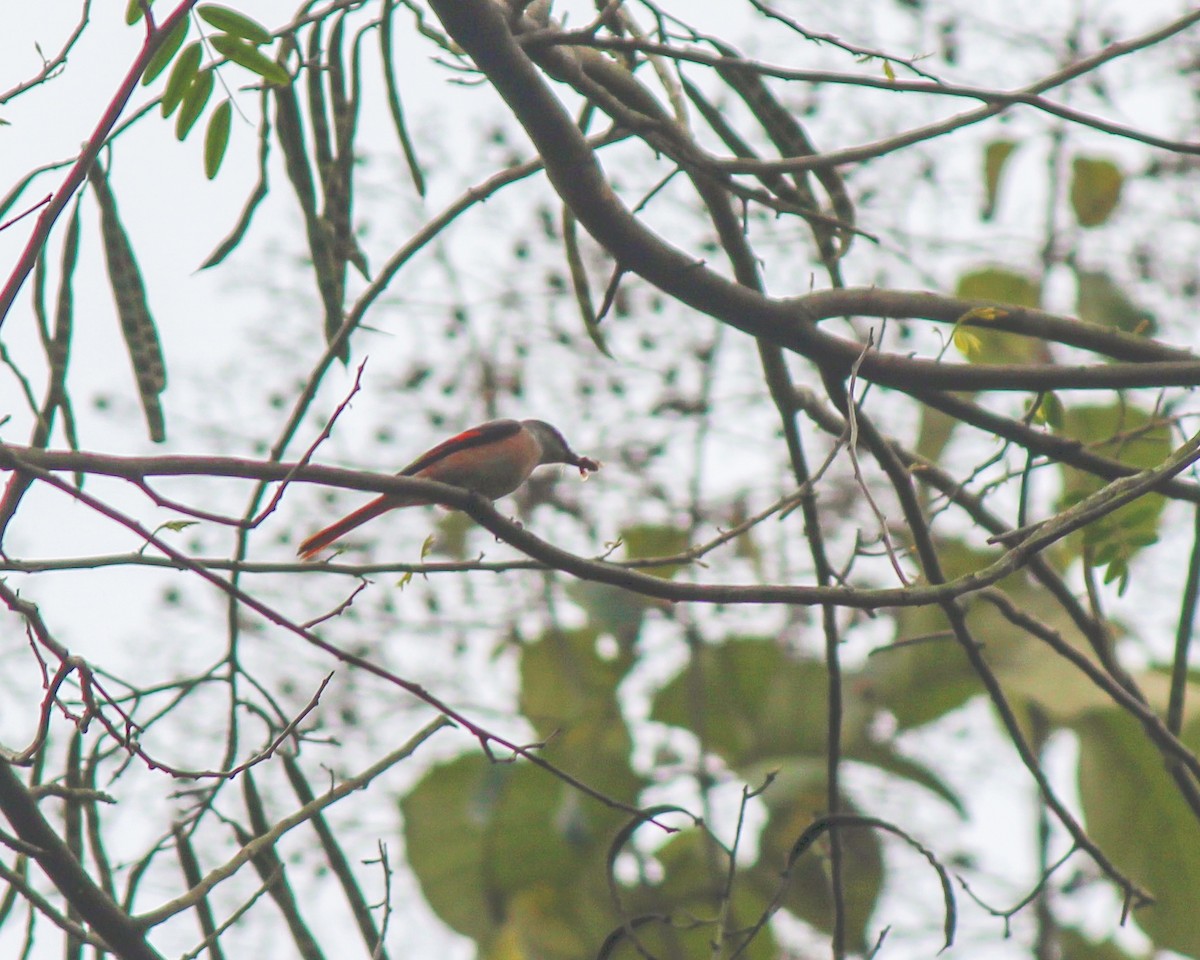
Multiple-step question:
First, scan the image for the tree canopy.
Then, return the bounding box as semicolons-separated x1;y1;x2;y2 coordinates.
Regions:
2;1;1200;958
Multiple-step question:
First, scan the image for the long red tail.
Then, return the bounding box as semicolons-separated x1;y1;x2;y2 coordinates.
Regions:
297;495;400;560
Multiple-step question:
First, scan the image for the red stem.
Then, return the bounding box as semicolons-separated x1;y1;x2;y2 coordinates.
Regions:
0;1;200;328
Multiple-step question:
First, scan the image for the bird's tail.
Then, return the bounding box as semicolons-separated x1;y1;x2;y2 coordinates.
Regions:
297;495;400;560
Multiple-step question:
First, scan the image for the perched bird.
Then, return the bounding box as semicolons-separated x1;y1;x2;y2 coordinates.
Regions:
297;419;599;560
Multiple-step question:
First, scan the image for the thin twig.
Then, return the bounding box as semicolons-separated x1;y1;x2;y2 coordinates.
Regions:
0;195;52;233
136;716;450;929
0;1;199;327
845;332;910;584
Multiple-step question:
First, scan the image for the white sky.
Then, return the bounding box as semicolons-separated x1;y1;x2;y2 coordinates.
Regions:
2;1;1198;957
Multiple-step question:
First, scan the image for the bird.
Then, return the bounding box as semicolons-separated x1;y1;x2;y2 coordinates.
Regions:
297;419;600;560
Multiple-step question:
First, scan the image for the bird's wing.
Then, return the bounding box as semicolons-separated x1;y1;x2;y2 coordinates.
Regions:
399;419;522;476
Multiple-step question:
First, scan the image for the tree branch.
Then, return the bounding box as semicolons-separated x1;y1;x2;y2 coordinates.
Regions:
0;1;199;328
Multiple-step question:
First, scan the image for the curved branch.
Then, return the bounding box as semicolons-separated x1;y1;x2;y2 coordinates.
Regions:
0;760;164;960
0;0;93;107
801;288;1193;364
134;717;450;930
905;388;1200;504
2;442;1199;611
0;1;200;329
0;450;663;823
709;8;1200;174
423;0;1200;395
526;34;1200;157
829;382;1153;907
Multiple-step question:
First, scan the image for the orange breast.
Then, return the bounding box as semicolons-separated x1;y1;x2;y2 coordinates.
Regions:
416;428;541;500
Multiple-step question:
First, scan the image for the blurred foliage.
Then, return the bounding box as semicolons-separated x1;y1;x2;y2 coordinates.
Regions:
1075;267;1157;337
1070;157;1124;229
1056;403;1171;593
952;269;1047;365
1077;710;1200;957
2;2;1200;959
981;139;1018;220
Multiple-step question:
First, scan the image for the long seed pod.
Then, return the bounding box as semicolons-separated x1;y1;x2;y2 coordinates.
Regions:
86;161;167;443
275;70;348;362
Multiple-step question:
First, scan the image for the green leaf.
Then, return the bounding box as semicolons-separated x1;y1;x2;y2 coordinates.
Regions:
652;635;968;820
1059;929;1140;960
620;523;689;579
1076;710;1200;955
125;0;156;25
625;830;781;960
1057;403;1171;486
175;68;214;141
981;139;1017;220
914;405;960;463
203;99;233;179
858;541;1001;730
428;511;470;559
1101;556;1130;594
142;18;190;85
402;754;628;955
197;4;272;44
418;532;435;559
199;94;272;270
950;323;984;361
519;629;642;798
652;640;830;766
1075;267;1157;336
1055;403;1170;578
956;268;1040;309
401;756;499;943
160;41;202;118
210;34;290;86
752;780;883;952
1028;391;1064;429
565;580;657;652
1070;156;1123;228
953;269;1046;364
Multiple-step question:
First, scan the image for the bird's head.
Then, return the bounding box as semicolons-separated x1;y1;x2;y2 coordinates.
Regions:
522;420;601;476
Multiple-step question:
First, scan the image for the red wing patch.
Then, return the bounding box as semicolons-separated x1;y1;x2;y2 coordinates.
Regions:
400;419;522;476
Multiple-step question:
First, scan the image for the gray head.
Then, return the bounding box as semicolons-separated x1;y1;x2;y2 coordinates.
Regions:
522;420;600;473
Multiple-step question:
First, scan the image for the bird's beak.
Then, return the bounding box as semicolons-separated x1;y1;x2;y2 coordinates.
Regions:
570;453;601;477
